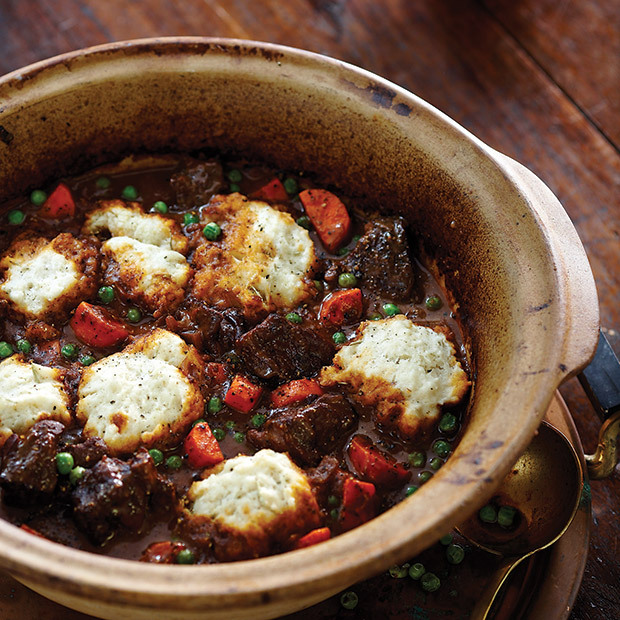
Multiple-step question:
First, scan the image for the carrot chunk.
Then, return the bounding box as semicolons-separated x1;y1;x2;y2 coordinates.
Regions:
140;541;187;563
271;379;323;407
39;183;75;219
252;178;289;202
184;422;224;469
299;189;351;252
293;527;331;549
348;435;411;488
319;288;363;325
20;524;45;538
340;477;376;531
70;301;129;348
224;374;263;413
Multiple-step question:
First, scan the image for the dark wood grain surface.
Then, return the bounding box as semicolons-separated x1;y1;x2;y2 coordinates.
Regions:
0;1;618;618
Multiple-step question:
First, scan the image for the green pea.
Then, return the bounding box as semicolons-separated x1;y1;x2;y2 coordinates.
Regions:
336;247;350;256
95;176;111;189
479;504;497;524
148;449;164;466
429;457;443;471
338;272;357;288
233;431;245;443
408;562;426;580
207;396;223;414
332;331;346;345
446;543;465;565
439;413;458;434
192;418;206;428
251;413;266;428
0;342;13;359
176;548;196;565
229;183;241;193
439;533;453;546
79;354;96;366
389;563;409;579
56;452;75;475
498;505;517;528
419;471;433;484
425;295;443;311
408;451;426;468
327;494;339;507
152;200;168;214
382;303;400;316
285;312;302;324
432;439;451;458
8;209;25;225
212;428;225;441
126;308;142;323
421;572;441;592
183;212;199;226
121;185;138;200
30;189;47;205
98;286;115;304
352;234;361;243
368;312;382;321
405;485;418;497
203;222;221;241
227;169;242;183
224;420;235;431
16;339;31;354
61;343;78;360
313;280;323;292
283;178;298;195
166;455;183;470
296;215;311;230
340;591;358;610
330;508;339;520
69;466;86;485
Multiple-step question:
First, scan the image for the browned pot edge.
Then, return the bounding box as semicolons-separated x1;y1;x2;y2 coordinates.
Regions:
0;38;599;612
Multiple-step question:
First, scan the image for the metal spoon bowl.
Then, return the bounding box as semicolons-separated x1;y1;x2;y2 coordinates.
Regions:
458;420;584;619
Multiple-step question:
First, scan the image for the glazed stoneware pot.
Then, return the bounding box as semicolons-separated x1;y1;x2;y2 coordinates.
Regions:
0;39;599;620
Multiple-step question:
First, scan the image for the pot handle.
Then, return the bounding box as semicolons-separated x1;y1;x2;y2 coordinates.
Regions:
577;330;620;479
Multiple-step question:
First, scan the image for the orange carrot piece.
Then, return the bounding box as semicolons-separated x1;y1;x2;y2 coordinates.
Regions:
140;541;187;563
252;178;289;202
70;302;129;348
293;527;331;550
224;374;263;413
184;422;224;469
348;435;411;488
299;188;351;252
271;379;323;407
319;288;363;325
20;524;45;538
39;183;75;219
340;477;376;531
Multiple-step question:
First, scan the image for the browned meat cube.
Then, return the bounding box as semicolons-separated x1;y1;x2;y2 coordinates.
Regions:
72;449;176;545
170;160;224;210
340;216;418;301
247;394;357;466
236;313;334;382
0;420;65;505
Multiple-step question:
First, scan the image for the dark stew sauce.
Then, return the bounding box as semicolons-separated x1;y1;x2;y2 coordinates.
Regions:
0;154;470;564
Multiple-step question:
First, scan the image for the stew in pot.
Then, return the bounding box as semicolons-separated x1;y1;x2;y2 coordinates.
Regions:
0;154;470;563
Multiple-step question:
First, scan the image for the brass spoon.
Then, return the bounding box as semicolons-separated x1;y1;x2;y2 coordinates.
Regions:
458;420;584;619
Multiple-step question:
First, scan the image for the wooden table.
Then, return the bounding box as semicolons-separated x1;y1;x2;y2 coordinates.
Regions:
0;1;618;618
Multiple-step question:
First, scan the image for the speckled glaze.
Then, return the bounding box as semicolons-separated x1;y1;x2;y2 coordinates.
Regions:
0;39;599;620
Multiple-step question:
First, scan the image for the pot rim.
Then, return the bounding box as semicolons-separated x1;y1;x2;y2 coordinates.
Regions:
0;37;599;610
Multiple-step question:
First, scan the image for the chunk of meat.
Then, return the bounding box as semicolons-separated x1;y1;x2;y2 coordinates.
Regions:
0;420;65;505
236;313;334;382
304;455;347;509
339;217;417;301
170;160;224;210
71;449;176;545
247;394;357;466
66;437;109;468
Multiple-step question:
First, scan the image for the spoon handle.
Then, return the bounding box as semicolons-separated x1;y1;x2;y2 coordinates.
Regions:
470;556;525;620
